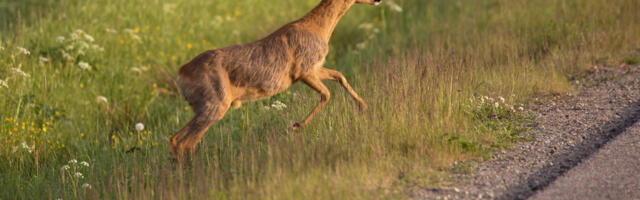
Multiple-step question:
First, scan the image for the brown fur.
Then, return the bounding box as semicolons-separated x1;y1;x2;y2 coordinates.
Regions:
170;0;380;163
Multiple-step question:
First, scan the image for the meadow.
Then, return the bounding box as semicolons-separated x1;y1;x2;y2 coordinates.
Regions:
1;0;639;199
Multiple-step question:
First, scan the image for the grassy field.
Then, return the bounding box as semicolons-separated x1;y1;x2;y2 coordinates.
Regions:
1;0;639;199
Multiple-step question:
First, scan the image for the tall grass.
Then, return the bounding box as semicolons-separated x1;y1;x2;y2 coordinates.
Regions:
1;0;639;199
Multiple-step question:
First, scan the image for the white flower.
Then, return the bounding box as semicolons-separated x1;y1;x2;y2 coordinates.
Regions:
11;68;30;77
78;61;91;70
358;23;374;30
69;159;78;164
135;123;144;131
271;100;287;110
263;106;271;110
21;142;33;153
131;34;141;41
386;0;403;12
105;28;117;33
40;57;50;63
55;36;65;43
61;51;73;61
16;47;30;55
83;34;95;42
70;32;79;40
123;28;134;34
61;165;70;171
96;96;108;104
82;183;92;189
356;42;367;50
498;96;505;103
74;172;84;179
494;102;499;108
0;79;8;88
80;161;89;167
518;106;524;111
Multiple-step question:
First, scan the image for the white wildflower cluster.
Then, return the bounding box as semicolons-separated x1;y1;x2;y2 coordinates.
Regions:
55;29;103;70
355;23;380;51
61;159;92;190
10;67;31;78
13;142;35;153
210;15;234;26
264;100;287;111
130;65;149;73
16;46;31;55
123;28;142;41
471;95;525;113
0;79;8;88
385;0;403;12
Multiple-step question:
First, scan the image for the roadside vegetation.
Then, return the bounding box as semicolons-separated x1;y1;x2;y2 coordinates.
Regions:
1;0;638;199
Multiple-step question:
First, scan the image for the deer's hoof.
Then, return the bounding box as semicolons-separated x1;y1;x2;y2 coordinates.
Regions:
288;122;302;131
358;103;368;113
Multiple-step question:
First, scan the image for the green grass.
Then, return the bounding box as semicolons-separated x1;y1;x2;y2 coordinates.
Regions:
1;0;639;199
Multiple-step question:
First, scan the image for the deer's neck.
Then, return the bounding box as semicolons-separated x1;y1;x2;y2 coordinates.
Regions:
298;0;354;42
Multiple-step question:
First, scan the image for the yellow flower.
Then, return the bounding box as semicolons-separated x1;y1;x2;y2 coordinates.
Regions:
134;27;140;33
42;127;47;133
187;43;192;49
153;83;157;88
80;83;84;88
80;133;84;137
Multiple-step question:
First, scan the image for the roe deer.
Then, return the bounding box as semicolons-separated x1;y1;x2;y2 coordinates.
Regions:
170;0;381;162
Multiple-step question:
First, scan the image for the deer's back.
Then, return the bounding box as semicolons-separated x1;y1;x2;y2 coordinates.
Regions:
179;25;329;100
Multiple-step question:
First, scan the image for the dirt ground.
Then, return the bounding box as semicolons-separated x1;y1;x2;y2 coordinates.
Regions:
413;64;640;200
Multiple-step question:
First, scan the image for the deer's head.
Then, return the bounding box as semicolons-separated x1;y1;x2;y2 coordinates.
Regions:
355;0;382;6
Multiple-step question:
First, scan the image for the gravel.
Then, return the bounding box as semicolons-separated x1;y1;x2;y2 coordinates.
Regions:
412;64;640;200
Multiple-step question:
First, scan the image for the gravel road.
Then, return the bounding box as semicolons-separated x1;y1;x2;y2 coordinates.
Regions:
530;119;640;200
413;64;640;200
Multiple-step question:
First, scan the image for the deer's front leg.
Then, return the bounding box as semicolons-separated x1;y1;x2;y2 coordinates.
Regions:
290;76;330;131
319;67;367;111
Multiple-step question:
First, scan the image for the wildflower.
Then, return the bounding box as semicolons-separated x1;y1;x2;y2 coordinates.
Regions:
358;23;374;30
518;106;524;111
0;79;8;88
70;32;79;40
80;161;89;167
78;61;91;70
494;102;499;108
40;57;50;63
386;0;403;12
498;96;505;103
21;142;33;153
135;123;144;131
83;34;95;42
82;183;92;189
55;36;65;43
263;106;271;110
271;100;287;110
74;172;84;179
11;68;30;77
356;42;367;50
16;47;30;55
61;165;70;171
61;51;73;61
69;159;78;164
96;96;108;104
105;28;117;33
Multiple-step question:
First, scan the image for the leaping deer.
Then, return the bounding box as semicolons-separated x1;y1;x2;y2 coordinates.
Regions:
170;0;381;162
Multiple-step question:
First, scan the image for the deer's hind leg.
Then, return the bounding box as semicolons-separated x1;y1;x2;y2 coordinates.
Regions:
170;70;232;163
319;67;367;111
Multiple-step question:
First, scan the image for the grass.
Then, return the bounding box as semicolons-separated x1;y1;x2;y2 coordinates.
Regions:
1;0;639;199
